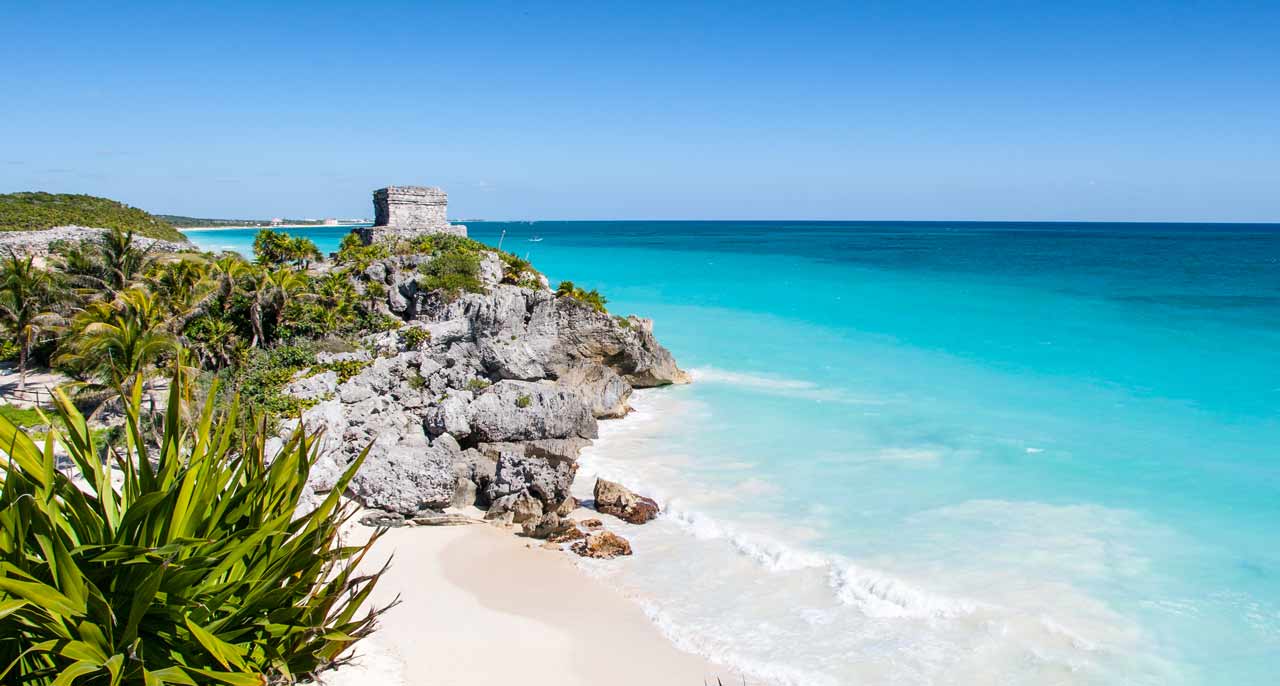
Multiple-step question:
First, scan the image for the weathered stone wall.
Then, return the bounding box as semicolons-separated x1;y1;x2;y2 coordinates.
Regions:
360;185;467;244
374;186;449;228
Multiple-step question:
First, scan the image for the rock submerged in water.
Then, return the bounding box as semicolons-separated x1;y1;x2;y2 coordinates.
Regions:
571;531;633;559
593;478;660;524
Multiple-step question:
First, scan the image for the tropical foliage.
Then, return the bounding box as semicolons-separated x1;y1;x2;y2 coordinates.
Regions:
555;280;608;313
0;252;64;389
0;192;186;242
0;364;389;685
252;230;321;268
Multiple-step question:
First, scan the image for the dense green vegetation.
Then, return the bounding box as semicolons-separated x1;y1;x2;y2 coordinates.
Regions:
0;366;388;685
252;230;321;267
555;280;608;312
0;193;187;242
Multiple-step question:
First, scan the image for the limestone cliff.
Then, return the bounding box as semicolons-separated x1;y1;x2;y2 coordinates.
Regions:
287;247;687;536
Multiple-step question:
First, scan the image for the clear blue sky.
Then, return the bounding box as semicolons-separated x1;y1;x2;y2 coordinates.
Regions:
1;1;1277;221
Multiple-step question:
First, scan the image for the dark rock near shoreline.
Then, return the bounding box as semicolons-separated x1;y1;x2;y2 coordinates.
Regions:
571;531;633;559
593;478;660;525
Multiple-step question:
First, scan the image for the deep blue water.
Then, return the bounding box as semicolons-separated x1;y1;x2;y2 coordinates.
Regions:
186;221;1280;685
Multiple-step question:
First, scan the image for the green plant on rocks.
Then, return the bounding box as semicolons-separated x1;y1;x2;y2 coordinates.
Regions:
555;281;607;313
400;327;432;350
0;361;390;685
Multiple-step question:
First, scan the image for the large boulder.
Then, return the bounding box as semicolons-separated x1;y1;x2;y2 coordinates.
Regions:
349;439;457;514
466;380;597;442
593;478;660;524
484;452;577;508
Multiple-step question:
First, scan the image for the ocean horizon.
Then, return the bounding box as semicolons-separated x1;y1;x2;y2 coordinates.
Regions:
186;220;1280;685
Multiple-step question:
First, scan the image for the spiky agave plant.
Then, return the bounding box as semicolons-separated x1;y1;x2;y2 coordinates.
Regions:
0;359;389;685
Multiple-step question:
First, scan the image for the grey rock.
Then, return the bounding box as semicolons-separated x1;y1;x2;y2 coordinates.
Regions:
349;440;457;514
467;380;597;442
424;395;472;438
484;451;577;508
426;318;472;345
450;476;478;508
557;363;631;418
359;511;407;528
289;372;341;402
476;437;591;464
488;491;544;523
411;512;474;526
479;252;504;287
316;350;372;365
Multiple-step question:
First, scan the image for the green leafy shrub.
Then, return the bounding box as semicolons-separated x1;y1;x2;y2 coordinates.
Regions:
418;249;483;299
0;337;20;362
318;359;371;384
361;312;403;333
230;343;319;422
555;280;608;313
515;393;532;408
407;372;427;390
400;326;432;350
0;367;389;685
335;233;389;270
465;378;491;392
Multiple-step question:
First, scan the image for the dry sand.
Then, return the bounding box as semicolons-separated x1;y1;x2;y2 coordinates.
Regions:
319;518;735;686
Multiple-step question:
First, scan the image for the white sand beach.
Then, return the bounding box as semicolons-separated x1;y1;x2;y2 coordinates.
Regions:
320;517;733;686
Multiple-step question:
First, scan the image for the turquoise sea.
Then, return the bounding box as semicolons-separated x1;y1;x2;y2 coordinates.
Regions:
185;221;1280;685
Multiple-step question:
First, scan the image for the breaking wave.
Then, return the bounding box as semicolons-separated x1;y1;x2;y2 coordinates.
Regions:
664;502;981;619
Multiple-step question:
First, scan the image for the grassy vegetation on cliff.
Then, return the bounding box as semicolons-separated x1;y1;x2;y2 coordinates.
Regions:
0;192;187;242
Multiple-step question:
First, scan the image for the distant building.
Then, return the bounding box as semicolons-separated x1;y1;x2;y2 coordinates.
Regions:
321;218;339;225
269;217;283;226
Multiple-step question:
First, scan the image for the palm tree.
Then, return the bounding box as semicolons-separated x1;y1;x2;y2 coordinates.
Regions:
55;287;177;395
207;252;249;305
183;315;240;370
57;227;158;295
147;254;211;322
0;251;63;390
288;236;322;269
247;266;309;347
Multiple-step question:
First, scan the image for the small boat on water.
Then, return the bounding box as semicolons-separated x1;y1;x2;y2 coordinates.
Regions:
528;236;544;242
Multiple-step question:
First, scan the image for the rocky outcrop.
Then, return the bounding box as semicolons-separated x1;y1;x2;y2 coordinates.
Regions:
571;531;633;559
287;248;687;536
0;226;189;258
593;478;660;524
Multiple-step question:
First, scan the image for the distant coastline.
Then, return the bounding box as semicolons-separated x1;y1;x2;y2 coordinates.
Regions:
180;223;371;232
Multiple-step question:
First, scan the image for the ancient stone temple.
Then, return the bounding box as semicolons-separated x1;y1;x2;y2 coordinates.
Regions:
355;185;467;244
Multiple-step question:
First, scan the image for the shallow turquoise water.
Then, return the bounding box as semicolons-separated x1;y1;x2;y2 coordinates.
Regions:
187;221;1280;684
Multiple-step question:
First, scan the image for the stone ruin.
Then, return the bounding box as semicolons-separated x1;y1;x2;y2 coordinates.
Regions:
355;186;467;245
